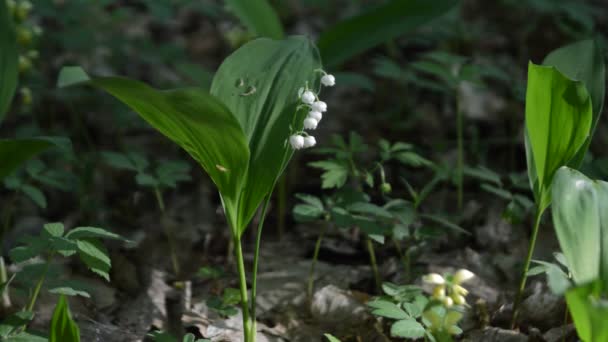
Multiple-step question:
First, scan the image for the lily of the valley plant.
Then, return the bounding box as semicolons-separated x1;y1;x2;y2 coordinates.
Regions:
58;36;333;342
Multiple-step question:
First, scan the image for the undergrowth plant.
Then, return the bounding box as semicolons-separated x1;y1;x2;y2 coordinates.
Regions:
295;134;466;296
58;36;331;342
512;39;605;325
102;150;192;276
365;270;474;341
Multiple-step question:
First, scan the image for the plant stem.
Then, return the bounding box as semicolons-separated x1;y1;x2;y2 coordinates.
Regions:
250;195;271;330
366;237;381;292
392;238;410;282
456;96;464;211
511;209;543;327
277;175;286;240
234;236;254;342
308;222;328;301
26;258;51;313
154;187;180;277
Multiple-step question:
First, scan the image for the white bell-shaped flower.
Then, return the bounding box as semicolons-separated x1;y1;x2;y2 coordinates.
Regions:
423;273;445;285
311;100;327;112
321;74;336;87
300;90;315;105
453;269;475;284
308;110;322;121
442;296;454;308
303;117;319;130
303;136;316;148
289;135;305;150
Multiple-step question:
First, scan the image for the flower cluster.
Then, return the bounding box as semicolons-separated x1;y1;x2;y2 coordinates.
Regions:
423;269;475;308
289;71;336;150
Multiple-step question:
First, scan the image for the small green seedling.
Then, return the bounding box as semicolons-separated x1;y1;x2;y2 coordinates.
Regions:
49;295;80;342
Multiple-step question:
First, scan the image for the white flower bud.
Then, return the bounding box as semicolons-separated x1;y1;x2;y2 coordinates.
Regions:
442;296;454;308
311;101;327;112
321;74;336;87
453;284;469;296
452;294;466;305
301;90;315;105
289;135;305;150
308;110;322;121
423;273;445;285
303;136;316;148
303;117;319;130
453;269;475;284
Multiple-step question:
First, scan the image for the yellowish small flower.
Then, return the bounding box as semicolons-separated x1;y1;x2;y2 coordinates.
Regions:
18;55;31;73
423;273;445;285
442;296;454;308
453;284;469;296
20;87;32;106
453;269;475;284
432;285;446;300
452;294;466;305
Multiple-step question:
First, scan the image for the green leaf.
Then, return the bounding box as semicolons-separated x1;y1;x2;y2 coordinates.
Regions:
525;62;593;213
309;160;349;189
0;0;18;122
0;139;54;181
0;311;34;338
50;295;80;342
224;0;284;39
21;184;47;209
317;0;458;67
76;239;111;281
135;173;159;188
65;226;123;241
390;318;426;339
551;167;608;289
9;236;48;263
49;286;90;298
368;299;409;320
5;332;47;342
43;223;65;238
210;36;321;236
324;333;341;342
58;67;251;237
565;280;608;342
293;204;324;222
543;40;605;166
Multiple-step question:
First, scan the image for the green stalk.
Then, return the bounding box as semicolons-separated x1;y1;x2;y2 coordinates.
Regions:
277;175;287;240
392;238;410;282
307;222;328;301
154;187;180;277
366;237;381;291
234;236;254;342
250;195;272;331
456;96;464;210
511;209;543;327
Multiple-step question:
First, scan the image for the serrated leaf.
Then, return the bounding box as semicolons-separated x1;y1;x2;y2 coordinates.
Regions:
49;295;80;342
309;160;349;189
49;286;90;298
135;173;159;188
20;184;46;209
368;299;409;320
390;318;426;339
0;311;34;338
293;204;324;222
76;239;111;281
324;333;341;342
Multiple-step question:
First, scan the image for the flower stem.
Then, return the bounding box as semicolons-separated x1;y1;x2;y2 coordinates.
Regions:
27;256;51;313
234;236;254;342
154;187;180;277
511;209;543;327
308;222;328;301
456;96;464;211
366;237;381;292
250;195;272;331
277;175;287;240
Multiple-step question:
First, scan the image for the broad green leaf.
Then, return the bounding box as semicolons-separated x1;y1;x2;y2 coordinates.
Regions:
551;167;608;288
0;311;34;337
58;68;250;229
543;39;605;167
390;318;426;339
50;295;80;342
21;184;46;209
293;204;324;222
0;139;54;181
525;63;592;213
76;239;111;281
5;332;47;342
65;226;123;241
224;0;284;39
211;36;321;235
565;280;608;342
0;0;18;122
317;0;458;67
